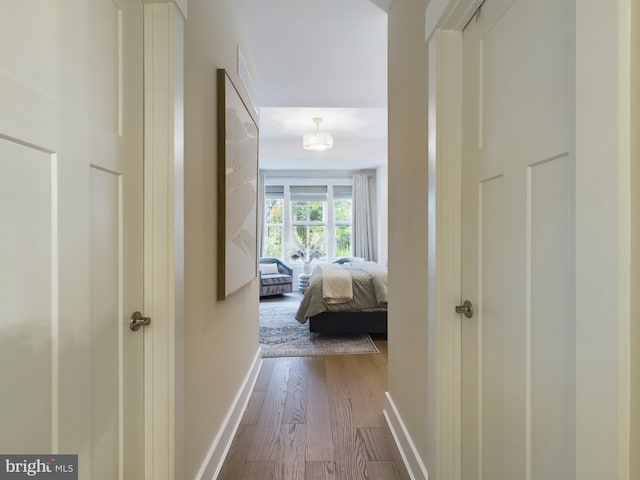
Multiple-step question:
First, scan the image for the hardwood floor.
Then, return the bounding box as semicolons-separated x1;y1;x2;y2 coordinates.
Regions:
217;337;410;480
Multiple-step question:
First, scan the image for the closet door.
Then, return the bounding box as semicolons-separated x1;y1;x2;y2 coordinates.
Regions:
0;1;145;478
460;0;574;479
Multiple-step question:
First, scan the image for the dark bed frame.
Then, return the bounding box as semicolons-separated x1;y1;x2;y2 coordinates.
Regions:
308;310;387;340
307;257;388;340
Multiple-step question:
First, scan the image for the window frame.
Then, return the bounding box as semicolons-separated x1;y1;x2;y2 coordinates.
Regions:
263;196;284;258
262;176;354;263
291;198;327;258
332;195;353;258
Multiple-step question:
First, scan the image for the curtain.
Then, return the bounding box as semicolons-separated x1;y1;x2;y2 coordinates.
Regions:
353;173;375;261
257;171;265;258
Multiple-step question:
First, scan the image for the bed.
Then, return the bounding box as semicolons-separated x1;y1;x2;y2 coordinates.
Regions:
295;260;388;339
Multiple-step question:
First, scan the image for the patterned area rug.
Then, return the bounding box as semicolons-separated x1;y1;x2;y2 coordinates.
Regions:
259;294;379;358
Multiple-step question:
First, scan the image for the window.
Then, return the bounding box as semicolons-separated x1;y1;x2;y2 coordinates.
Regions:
261;180;353;262
290;185;327;257
263;185;284;258
333;185;352;258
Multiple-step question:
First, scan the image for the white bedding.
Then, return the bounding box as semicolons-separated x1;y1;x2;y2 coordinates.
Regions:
317;264;353;304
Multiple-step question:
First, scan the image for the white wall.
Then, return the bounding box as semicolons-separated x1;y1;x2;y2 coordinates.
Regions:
183;1;260;477
387;0;430;467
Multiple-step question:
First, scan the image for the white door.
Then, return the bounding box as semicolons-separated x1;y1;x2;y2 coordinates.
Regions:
0;1;145;479
460;0;574;479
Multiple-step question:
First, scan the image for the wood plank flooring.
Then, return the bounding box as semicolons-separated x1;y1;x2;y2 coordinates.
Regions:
217;338;410;480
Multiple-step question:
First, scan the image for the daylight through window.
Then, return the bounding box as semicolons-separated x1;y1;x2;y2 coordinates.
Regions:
262;180;353;263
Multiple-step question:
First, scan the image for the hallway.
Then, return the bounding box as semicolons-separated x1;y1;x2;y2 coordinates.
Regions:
217;339;410;480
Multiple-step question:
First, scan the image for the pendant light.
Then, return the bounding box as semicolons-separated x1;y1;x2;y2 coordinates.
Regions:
302;117;334;151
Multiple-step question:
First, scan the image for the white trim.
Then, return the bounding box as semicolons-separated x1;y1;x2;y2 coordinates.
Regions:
195;348;263;480
575;2;631;478
426;28;463;480
143;3;185;480
171;5;186;479
383;392;429;480
50;153;59;454
425;0;482;41
424;5;483;480
178;0;188;19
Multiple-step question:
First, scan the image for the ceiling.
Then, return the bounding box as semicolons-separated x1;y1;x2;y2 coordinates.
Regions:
232;0;388;171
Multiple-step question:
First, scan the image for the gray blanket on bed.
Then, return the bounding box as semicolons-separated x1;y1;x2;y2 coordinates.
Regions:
295;261;388;323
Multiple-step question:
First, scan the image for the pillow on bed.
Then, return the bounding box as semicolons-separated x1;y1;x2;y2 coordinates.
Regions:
259;262;279;275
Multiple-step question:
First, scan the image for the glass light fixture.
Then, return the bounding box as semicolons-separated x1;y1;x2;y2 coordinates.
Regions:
302;117;334;151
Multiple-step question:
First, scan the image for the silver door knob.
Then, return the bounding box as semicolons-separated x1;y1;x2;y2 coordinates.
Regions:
130;311;151;331
455;300;473;318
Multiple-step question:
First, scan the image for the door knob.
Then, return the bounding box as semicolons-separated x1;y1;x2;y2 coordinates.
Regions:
130;311;151;331
455;300;473;318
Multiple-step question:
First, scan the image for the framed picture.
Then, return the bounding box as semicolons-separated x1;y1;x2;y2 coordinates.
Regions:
217;68;259;300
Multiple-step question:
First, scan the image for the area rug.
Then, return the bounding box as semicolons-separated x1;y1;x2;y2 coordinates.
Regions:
259;295;379;358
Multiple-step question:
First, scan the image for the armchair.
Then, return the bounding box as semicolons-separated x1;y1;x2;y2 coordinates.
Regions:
259;257;293;297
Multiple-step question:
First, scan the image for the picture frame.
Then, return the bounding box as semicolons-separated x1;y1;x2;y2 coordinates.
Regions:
217;68;259;300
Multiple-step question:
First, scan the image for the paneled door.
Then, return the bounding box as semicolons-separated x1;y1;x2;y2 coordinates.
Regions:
0;1;145;479
460;0;574;479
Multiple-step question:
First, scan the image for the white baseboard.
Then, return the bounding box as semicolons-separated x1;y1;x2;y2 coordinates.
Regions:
195;347;263;480
383;392;429;480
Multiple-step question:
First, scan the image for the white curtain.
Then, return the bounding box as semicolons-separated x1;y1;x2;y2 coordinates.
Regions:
353;173;375;261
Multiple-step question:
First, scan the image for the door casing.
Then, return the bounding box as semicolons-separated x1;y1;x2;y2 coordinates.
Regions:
142;2;186;480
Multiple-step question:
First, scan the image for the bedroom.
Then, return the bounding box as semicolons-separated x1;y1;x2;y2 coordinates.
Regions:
257;170;388;343
230;1;390;351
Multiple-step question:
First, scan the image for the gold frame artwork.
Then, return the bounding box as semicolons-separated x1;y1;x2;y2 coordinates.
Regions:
217;69;259;300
